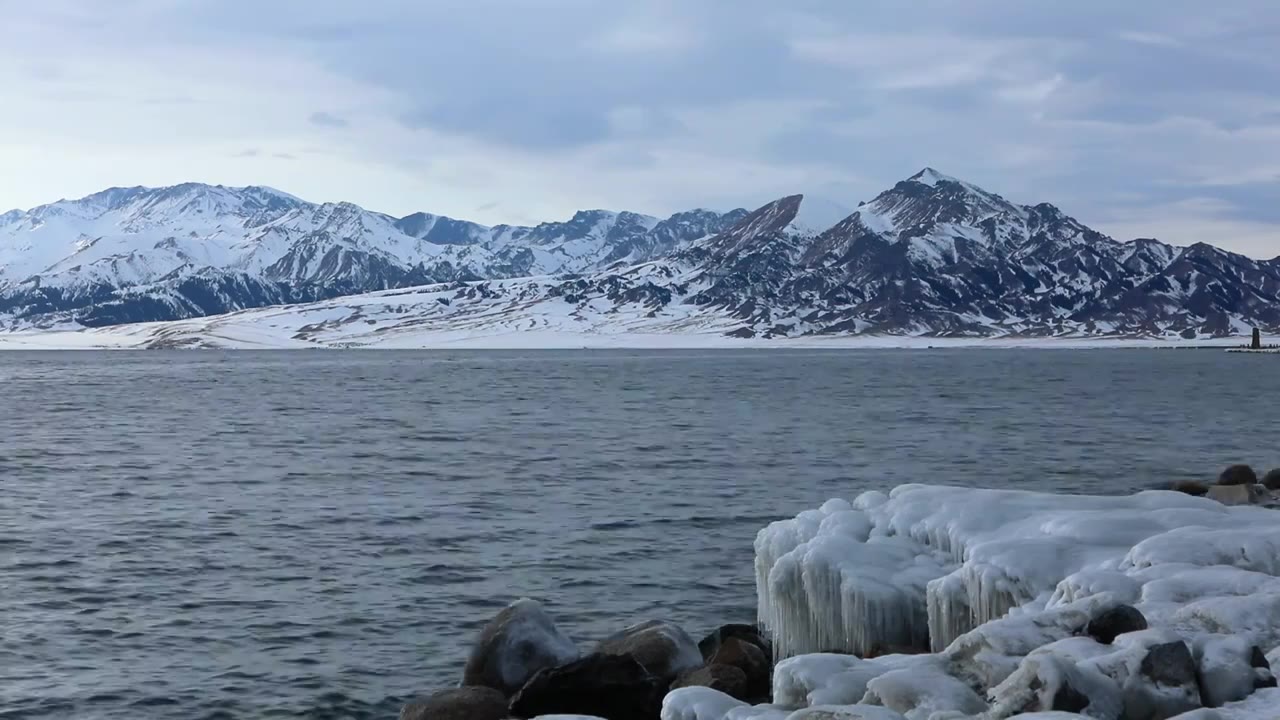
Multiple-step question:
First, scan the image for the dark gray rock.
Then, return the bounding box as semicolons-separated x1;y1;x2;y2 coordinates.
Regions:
1086;605;1149;645
670;664;749;700
1218;465;1258;486
399;687;507;720
1143;642;1198;687
595;620;702;680
508;653;663;720
697;623;771;661
462;598;578;697
1126;641;1202;719
1051;681;1091;713
1262;469;1280;491
709;637;771;701
1170;480;1210;497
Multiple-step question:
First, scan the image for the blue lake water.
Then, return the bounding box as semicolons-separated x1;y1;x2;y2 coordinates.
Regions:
1;349;1276;719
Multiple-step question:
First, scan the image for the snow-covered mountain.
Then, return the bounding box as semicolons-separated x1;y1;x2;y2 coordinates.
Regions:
3;169;1278;344
0;184;745;329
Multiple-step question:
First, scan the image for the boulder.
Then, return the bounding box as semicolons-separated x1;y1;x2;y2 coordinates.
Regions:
1263;469;1280;491
509;653;664;720
1218;465;1258;486
709;637;771;700
400;687;508;720
1193;635;1276;707
1143;642;1198;686
669;664;749;700
697;624;771;661
1170;480;1210;497
988;652;1122;718
595;620;703;680
463;599;579;697
1086;605;1149;645
1206;484;1261;506
1128;640;1202;718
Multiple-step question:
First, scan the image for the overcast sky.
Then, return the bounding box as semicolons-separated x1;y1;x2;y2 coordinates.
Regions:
2;0;1278;257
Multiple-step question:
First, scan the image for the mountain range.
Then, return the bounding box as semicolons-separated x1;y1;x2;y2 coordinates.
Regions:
3;168;1278;345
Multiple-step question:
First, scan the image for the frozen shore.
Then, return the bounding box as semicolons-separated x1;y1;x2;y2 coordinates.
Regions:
402;474;1280;720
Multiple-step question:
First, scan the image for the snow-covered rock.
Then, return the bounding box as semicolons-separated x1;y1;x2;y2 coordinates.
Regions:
756;485;1276;659
661;688;750;720
745;484;1280;720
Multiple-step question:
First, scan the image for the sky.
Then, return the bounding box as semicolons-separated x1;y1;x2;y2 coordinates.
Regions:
1;0;1278;258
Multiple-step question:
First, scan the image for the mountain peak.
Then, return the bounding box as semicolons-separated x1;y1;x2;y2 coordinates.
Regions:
908;167;962;187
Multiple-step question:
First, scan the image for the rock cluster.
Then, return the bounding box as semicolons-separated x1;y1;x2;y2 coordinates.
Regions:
400;599;774;720
1170;464;1280;506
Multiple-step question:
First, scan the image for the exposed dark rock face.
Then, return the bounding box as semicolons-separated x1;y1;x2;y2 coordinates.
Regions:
1086;605;1149;645
508;653;664;720
1218;465;1259;486
7;171;1280;340
669;664;749;700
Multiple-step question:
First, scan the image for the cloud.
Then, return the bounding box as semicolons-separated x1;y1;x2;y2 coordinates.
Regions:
0;0;1277;257
308;111;348;128
233;148;260;158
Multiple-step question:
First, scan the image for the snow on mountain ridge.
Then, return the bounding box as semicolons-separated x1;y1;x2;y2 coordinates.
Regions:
4;170;1277;340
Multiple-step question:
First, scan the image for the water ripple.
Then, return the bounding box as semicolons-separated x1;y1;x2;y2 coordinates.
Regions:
2;348;1276;719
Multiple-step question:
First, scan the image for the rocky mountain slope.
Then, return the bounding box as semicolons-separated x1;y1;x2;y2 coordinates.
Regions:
3;169;1278;342
0;184;745;328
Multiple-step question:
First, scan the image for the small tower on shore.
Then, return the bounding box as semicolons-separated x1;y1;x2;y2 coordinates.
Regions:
1252;328;1262;349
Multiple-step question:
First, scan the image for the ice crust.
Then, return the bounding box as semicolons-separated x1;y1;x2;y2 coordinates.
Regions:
756;485;1277;658
738;484;1280;720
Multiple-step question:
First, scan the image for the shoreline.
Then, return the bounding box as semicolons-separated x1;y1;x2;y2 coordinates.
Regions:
410;473;1280;720
0;329;1263;351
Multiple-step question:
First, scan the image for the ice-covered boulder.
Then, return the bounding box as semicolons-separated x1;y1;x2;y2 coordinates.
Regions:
756;485;1280;659
597;620;704;679
783;706;906;719
859;655;987;718
1193;635;1277;707
661;687;748;720
462;598;579;696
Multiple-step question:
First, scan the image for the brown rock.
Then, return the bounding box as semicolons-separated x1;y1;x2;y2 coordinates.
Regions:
1170;480;1210;497
1207;484;1261;506
697;623;771;661
1218;465;1258;486
595;620;702;680
399;687;507;720
710;637;770;700
509;653;663;720
670;664;749;700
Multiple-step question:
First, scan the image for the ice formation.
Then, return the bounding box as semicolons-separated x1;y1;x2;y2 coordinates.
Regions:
756;485;1276;657
739;484;1280;719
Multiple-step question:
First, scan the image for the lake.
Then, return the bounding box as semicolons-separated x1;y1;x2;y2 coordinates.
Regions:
1;349;1275;719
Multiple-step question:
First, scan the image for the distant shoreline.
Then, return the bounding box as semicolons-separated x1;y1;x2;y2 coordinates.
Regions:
0;328;1264;351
